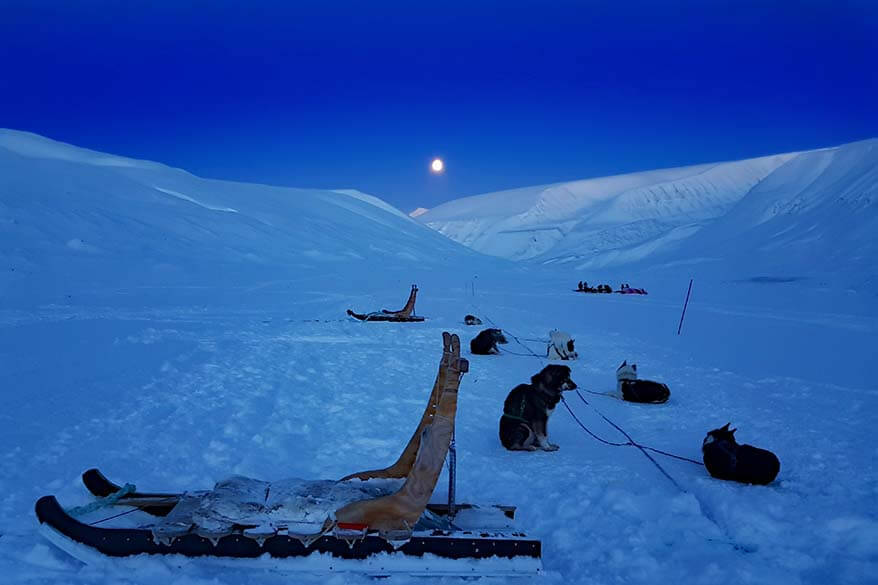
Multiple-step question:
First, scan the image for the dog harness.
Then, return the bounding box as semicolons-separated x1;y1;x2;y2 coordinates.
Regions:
502;395;529;423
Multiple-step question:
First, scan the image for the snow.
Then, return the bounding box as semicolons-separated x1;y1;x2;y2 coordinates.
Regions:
0;129;486;308
0;129;165;170
417;140;878;291
1;130;876;585
153;187;239;213
332;189;414;221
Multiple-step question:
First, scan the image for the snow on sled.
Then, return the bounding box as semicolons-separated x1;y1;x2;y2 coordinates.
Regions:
35;333;541;577
346;284;425;322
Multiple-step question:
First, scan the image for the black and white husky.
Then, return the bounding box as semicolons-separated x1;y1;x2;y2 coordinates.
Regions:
499;365;577;451
547;330;578;360
470;328;508;355
702;423;780;485
616;361;670;403
464;314;483;326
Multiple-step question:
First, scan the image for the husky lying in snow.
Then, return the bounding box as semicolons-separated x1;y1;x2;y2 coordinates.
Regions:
499;365;577;451
547;330;578;360
464;314;483;326
470;328;507;355
702;423;780;485
616;361;670;403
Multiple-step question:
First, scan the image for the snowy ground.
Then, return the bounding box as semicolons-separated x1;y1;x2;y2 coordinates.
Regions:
1;131;875;583
1;273;875;585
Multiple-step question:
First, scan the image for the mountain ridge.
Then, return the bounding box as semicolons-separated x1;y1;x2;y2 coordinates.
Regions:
0;129;492;306
416;139;878;286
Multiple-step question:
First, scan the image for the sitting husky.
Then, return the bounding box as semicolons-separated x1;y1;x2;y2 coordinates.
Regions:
464;314;483;326
499;365;577;451
702;423;780;485
547;330;578;360
616;361;670;403
470;328;507;355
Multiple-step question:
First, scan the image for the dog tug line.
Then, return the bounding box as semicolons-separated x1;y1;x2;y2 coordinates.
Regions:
35;333;542;577
350;285;779;548
345;285;777;550
473;311;767;553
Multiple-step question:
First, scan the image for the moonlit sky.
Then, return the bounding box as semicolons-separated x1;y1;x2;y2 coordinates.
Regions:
2;1;876;211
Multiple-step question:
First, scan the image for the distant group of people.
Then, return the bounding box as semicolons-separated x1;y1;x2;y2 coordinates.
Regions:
576;281;648;295
576;281;612;293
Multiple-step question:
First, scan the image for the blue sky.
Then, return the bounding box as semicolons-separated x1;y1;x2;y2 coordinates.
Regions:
2;0;876;210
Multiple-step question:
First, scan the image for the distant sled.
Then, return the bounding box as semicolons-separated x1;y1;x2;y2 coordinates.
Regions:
346;310;425;322
617;284;648;295
35;333;540;577
346;284;426;322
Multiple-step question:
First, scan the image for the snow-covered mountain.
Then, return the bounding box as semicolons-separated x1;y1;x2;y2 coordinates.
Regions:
418;140;878;286
0;130;489;306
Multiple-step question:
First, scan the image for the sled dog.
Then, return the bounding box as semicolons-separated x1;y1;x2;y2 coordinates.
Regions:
499;365;577;451
616;361;670;403
547;330;578;360
702;423;780;485
464;314;483;326
470;328;507;355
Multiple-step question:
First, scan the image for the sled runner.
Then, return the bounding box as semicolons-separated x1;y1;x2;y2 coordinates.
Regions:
35;333;541;577
346;284;425;322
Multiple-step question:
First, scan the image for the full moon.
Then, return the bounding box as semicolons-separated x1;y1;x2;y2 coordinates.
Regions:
431;158;444;173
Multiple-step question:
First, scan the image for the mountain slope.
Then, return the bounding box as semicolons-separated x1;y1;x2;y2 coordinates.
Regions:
0;130;489;306
418;153;795;259
669;140;878;282
418;140;877;286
